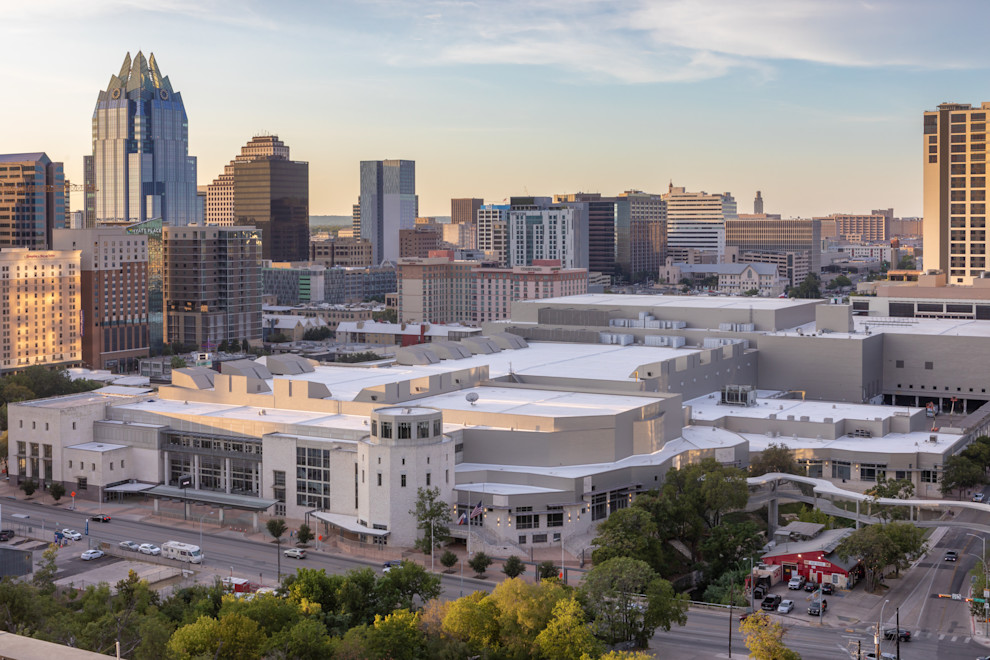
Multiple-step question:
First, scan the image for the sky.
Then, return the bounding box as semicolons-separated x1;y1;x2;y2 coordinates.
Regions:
3;0;990;218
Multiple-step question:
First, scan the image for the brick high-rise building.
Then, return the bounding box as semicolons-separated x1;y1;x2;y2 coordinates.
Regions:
53;228;149;371
163;225;262;348
309;236;372;268
451;198;483;226
924;102;990;283
399;224;442;258
0;248;81;373
207;135;291;226
0;153;67;249
818;213;888;244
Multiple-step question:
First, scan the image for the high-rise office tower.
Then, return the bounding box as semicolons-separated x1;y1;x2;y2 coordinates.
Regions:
754;191;764;215
508;197;588;270
555;193;617;277
924;102;990;283
664;184;736;261
477;204;510;266
206;135;291;226
88;52;197;226
83;155;95;227
53;227;149;371
163;225;262;348
614;190;665;280
359;160;418;264
451;198;483;226
0;153;67;249
226;136;308;261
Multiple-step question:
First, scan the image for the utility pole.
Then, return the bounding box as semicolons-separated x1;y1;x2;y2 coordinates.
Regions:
728;582;733;658
895;607;900;660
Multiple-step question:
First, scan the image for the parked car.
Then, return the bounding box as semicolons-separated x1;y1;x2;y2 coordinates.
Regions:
382;560;404;573
864;653;896;660
883;628;911;641
820;583;834;595
804;581;817;592
139;543;161;556
0;530;15;542
761;594;782;611
61;529;82;541
807;599;828;616
81;549;104;561
945;550;959;561
787;576;806;590
119;540;140;552
91;514;111;523
284;548;306;559
777;599;794;614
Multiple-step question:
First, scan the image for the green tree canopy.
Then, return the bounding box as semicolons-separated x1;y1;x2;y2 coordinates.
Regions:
837;521;926;591
941;454;985;499
409;486;451;554
739;610;801;660
749;443;802;476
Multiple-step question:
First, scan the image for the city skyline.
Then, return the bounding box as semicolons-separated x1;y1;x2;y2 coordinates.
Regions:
4;1;990;218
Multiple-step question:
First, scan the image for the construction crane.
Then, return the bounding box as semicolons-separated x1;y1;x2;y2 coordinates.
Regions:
0;182;96;193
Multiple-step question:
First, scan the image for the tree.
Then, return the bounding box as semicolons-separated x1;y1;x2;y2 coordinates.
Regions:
409;487;451;554
743;288;759;296
502;555;526;579
267;518;288;578
372;308;398;324
866;475;915;521
166;613;267;660
580;556;688;647
791;273;821;299
699;522;762;579
468;551;492;577
49;482;65;503
32;543;59;594
267;618;336;660
242;339;251;352
538;560;559;580
701;275;720;289
295;523;313;546
339;609;426;660
535;596;602;660
749;443;802;476
898;255;916;270
19;478;36;498
267;332;291;343
486;578;569;657
739;610;801;660
375;561;441;612
591;506;660;567
837;522;926;591
302;326;334;341
440;550;458;573
441;590;501;652
797;506;836;530
941;454;985;499
170;356;187;369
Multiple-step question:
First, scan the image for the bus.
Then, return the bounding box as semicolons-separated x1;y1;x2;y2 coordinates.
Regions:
161;541;204;564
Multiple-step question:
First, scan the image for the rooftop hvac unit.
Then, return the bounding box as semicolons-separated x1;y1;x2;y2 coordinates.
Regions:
720;384;756;407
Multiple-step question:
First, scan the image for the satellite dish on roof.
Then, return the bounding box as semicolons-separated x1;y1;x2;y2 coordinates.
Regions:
465;392;479;405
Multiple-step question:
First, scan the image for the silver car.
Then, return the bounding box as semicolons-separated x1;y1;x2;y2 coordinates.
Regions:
61;529;82;541
119;540;140;552
138;543;161;556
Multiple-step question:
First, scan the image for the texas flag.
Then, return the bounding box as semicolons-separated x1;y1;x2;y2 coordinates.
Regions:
456;511;467;525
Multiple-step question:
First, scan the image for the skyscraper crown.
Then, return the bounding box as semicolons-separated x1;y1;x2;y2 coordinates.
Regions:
101;51;175;101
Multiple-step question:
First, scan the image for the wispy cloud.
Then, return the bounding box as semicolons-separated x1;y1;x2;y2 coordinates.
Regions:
361;0;990;82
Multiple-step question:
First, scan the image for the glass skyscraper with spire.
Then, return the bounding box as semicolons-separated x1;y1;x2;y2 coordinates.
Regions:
87;51;197;226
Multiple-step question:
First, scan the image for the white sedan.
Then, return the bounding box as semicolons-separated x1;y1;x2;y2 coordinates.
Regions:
119;540;140;552
777;599;794;614
62;529;82;541
81;549;104;561
138;543;161;556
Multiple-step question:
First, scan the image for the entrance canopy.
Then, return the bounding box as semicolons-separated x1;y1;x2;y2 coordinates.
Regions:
311;511;390;537
144;485;278;512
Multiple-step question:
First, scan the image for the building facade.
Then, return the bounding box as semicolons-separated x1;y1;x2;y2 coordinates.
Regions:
477;204;510;266
206;135;290;227
53;228;149;372
664;185;735;261
360;160;418;264
309;236;373;268
163;225;262;348
508;199;588;270
924;102;990;284
263;264;326;306
556;193;618;278
88;52;197;226
399;225;442;258
0;249;81;373
614;190;665;280
451;198;482;227
818;213;889;244
0;153;67;249
726;215;821;275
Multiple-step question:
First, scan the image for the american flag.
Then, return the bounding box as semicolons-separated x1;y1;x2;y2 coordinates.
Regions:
470;500;484;519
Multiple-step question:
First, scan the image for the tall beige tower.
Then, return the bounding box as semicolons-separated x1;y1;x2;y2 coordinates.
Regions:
924;102;990;284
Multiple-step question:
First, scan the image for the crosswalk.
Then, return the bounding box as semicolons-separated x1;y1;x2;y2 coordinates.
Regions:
851;626;972;643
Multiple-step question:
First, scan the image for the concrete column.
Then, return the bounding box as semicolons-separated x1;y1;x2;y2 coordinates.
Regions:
153;498;160;513
767;497;778;535
224;458;232;494
193;455;200;490
252;511;259;532
855;500;860;529
163;450;169;484
184;501;191;520
219;508;225;524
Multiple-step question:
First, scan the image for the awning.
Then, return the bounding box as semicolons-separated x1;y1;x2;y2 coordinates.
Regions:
144;485;278;512
311;511;390;537
104;482;156;493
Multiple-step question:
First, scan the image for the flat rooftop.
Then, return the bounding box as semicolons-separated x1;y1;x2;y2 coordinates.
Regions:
18;392;114;408
274;342;700;400
67;442;127;452
518;293;821;311
744;429;962;455
409;386;666;417
684;392;922;424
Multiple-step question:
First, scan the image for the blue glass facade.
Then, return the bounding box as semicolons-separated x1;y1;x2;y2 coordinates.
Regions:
90;52;197;226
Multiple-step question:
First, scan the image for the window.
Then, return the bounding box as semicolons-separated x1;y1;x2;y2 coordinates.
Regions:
518;535;527;544
380;422;392;439
68;460;72;469
418;421;431;438
398;423;411;439
832;461;851;480
77;477;87;490
532;533;548;543
371;420;377;436
426;472;431;486
895;360;904;368
400;474;407;487
547;512;563;527
859;463;886;482
925;361;934;370
591;492;608;521
516;514;536;529
72;422;76;430
921;470;938;483
377;473;382;486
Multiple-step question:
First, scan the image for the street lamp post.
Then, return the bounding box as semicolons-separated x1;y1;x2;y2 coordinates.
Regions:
430;517;434;572
199;511;214;549
875;598;889;659
968;532;989;635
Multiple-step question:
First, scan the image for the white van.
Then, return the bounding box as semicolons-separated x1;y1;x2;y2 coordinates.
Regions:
161;541;204;564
